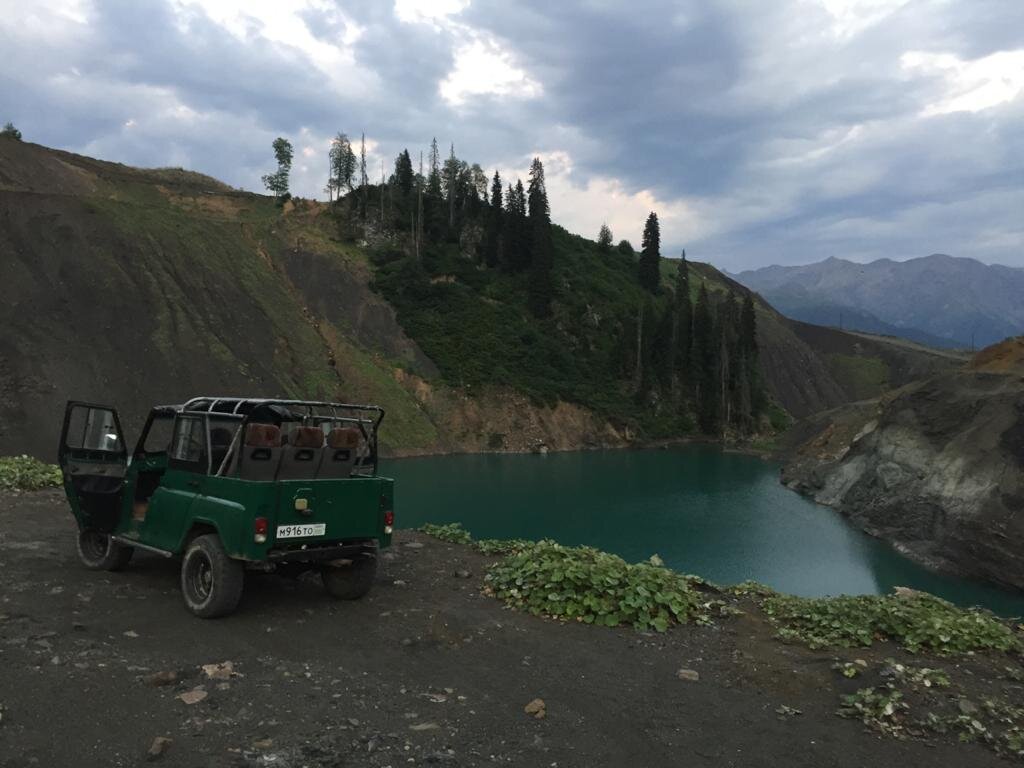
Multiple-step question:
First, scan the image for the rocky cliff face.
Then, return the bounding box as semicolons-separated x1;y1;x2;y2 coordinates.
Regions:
780;339;1024;592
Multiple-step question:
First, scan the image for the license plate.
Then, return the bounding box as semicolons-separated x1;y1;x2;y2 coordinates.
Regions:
276;523;326;539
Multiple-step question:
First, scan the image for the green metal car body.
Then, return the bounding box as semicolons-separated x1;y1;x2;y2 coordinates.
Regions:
58;397;394;617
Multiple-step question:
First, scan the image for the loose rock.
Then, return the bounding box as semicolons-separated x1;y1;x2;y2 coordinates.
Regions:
145;671;178;687
524;698;546;719
677;669;700;682
177;688;208;705
146;736;172;761
410;722;440;731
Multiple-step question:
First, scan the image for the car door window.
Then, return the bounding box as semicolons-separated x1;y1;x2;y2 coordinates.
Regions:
65;406;123;453
169;415;207;472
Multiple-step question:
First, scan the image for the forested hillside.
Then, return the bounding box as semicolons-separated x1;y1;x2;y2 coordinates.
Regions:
0;138;956;458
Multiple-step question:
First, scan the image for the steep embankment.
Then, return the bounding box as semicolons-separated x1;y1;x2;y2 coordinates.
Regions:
780;338;1024;591
0;140;951;458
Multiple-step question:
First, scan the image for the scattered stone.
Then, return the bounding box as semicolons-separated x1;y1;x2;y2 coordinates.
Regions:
453;569;471;579
775;705;803;718
177;688;208;705
145;671;178;687
123;630;139;638
403;542;424;550
524;698;546;719
409;722;440;732
201;661;237;680
252;738;274;749
347;718;360;727
676;669;700;682
393;580;408;587
422;692;448;703
146;736;172;761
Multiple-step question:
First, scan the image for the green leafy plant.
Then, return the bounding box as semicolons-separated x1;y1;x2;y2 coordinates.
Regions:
484;539;718;632
419;523;530;555
419;522;472;545
761;591;1021;654
0;456;62;492
832;660;868;679
881;659;950;689
838;686;908;735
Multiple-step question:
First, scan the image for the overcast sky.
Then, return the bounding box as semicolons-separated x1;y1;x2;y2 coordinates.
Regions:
2;0;1022;270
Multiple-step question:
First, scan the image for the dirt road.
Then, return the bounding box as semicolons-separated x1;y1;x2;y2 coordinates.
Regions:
0;490;1013;767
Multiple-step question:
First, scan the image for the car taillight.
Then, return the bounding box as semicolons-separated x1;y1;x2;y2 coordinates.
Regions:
383;509;394;534
254;517;268;544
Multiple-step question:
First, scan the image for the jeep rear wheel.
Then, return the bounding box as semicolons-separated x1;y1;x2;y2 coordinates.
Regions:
77;530;133;571
321;547;378;600
180;534;245;618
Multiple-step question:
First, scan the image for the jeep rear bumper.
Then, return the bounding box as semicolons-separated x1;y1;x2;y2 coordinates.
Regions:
266;542;376;564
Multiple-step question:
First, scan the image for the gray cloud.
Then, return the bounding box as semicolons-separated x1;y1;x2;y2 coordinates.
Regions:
0;0;1020;269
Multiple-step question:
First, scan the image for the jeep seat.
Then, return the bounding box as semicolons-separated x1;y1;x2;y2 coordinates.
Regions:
278;426;324;480
238;423;282;481
319;426;361;478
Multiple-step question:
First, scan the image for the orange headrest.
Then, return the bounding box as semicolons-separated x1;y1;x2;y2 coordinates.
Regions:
245;423;281;447
326;427;361;449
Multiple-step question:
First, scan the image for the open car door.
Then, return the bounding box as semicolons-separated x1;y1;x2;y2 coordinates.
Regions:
59;401;128;533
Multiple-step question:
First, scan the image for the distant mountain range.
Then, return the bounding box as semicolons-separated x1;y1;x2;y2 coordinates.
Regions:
733;255;1024;349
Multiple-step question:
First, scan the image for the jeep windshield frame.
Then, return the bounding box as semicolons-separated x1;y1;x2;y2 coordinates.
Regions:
177;397;385;478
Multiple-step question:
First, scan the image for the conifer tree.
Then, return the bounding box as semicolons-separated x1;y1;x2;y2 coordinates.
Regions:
484;170;503;268
427;138;442;198
526;158;554;317
393;149;414;199
739;292;762;426
674;250;692;390
597;223;613;253
618;240;634;256
1;122;21;141
693;283;719;433
504;180;529;272
638;212;661;293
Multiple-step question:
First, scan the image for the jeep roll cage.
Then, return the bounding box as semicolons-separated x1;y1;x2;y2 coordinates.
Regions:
139;397;385;478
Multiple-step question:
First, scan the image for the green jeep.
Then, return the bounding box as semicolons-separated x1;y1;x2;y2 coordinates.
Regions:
58;397;395;618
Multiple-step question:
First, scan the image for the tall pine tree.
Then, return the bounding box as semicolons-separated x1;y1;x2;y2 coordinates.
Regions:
693;283;719;434
674;250;692;392
484;170;503;268
639;212;661;293
526;158;554;317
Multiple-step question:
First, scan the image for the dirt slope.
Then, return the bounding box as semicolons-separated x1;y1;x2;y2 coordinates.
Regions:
1;489;1016;768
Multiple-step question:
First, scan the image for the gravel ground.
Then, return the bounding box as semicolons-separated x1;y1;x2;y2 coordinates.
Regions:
0;489;1014;767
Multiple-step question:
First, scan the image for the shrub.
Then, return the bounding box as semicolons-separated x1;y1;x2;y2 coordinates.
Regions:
0;455;62;492
419;522;532;556
762;591;1021;654
485;539;717;632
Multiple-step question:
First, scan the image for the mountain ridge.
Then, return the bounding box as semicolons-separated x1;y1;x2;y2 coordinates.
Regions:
734;254;1024;349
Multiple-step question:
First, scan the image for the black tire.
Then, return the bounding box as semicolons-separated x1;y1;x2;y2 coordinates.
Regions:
180;534;245;618
321;545;378;600
76;529;133;571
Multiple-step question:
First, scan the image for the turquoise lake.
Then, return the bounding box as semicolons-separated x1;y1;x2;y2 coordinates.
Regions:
387;446;1024;617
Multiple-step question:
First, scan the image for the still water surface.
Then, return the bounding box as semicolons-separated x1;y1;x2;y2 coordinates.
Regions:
388;446;1024;616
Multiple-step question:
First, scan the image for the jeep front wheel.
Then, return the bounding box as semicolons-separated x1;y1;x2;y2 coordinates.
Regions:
321;548;378;600
180;534;245;618
77;529;133;571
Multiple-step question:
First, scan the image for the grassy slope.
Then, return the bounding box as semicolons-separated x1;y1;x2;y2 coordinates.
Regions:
0;140;958;458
